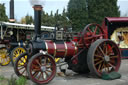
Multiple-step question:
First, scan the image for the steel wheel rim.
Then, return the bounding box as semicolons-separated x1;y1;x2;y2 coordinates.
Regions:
93;40;121;76
13;47;26;64
15;53;28;78
29;55;56;84
82;23;106;48
0;48;10;66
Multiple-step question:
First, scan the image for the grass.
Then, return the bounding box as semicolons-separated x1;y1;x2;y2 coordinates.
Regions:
0;75;27;85
15;76;27;85
0;75;6;81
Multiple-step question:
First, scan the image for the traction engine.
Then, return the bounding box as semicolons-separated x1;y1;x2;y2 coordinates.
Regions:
14;5;121;84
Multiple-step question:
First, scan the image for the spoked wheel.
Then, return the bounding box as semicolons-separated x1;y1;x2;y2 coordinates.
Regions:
11;47;26;65
0;47;10;66
82;23;106;48
14;52;29;78
87;39;121;77
27;53;56;84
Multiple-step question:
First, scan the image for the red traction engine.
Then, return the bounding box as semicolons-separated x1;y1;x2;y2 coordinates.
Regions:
14;5;121;84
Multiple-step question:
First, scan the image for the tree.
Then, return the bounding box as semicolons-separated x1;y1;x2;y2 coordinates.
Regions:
88;0;120;24
40;9;71;29
67;0;120;31
61;8;71;29
20;14;33;24
67;0;88;31
0;4;8;21
25;14;33;24
20;17;26;24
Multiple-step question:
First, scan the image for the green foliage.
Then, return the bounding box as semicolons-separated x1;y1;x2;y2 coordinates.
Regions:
8;75;17;85
0;75;5;81
8;76;27;85
0;75;27;85
88;0;120;24
67;0;120;31
20;14;33;24
15;76;27;85
25;14;34;24
41;9;71;30
0;4;8;21
67;0;88;31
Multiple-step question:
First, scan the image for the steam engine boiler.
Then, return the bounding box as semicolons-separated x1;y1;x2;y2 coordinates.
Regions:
14;5;121;85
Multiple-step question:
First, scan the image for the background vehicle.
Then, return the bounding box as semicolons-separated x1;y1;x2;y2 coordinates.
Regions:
0;22;54;65
102;17;128;58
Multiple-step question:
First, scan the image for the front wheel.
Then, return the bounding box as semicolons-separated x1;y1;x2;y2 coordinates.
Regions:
14;52;29;78
87;39;121;77
27;53;56;84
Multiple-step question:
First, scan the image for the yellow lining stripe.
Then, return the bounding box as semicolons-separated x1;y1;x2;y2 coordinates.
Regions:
53;43;56;57
45;41;48;52
64;42;68;57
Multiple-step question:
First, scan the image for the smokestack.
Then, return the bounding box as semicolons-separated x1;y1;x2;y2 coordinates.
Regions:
33;5;42;40
9;0;15;22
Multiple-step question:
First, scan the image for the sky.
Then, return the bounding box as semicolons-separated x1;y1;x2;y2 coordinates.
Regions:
0;0;128;21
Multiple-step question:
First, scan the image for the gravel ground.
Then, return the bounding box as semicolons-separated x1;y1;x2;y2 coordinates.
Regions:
0;59;128;85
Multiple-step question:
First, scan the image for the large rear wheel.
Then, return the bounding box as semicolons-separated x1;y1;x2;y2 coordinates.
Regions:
87;39;121;77
82;23;106;48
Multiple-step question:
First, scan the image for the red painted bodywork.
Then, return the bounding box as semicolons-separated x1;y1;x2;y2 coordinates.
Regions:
45;40;78;58
102;17;128;58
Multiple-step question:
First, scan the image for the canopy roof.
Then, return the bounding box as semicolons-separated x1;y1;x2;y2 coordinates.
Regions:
105;17;128;23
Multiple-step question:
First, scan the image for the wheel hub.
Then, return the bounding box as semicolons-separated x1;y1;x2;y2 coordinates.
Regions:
41;66;46;72
104;55;110;62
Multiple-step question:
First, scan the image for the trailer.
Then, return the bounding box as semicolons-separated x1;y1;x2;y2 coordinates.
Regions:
102;17;128;58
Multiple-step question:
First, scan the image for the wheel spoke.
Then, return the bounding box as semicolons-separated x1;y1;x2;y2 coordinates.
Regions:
18;66;25;70
104;64;108;72
98;62;102;72
110;55;119;58
38;72;42;80
107;46;114;55
87;27;92;33
46;65;52;69
108;63;115;69
19;59;25;64
33;71;39;77
94;58;100;62
44;57;47;65
32;63;39;68
46;69;52;72
95;60;103;66
94;54;103;58
41;72;45;80
84;36;93;40
100;63;105;72
45;71;49;78
94;26;98;34
21;69;26;75
110;60;115;64
103;42;107;54
106;64;110;72
33;68;40;72
98;46;105;56
35;59;42;67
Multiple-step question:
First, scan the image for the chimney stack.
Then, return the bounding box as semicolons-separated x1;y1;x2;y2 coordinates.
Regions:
33;5;42;40
9;0;15;22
